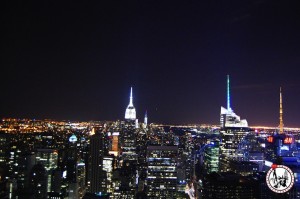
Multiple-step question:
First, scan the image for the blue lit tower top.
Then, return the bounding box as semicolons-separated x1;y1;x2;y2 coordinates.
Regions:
69;134;78;143
220;75;248;128
227;75;232;112
125;87;136;120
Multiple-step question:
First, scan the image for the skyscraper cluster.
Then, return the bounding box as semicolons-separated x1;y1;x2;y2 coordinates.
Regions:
0;77;300;199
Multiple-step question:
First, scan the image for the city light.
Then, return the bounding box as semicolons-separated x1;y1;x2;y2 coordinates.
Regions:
1;77;300;198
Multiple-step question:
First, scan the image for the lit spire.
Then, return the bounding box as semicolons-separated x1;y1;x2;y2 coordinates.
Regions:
129;86;133;106
125;86;136;120
144;110;148;125
227;75;232;111
279;87;284;134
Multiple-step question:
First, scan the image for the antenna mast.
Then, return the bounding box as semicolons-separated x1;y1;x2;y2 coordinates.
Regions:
227;75;231;111
279;87;284;134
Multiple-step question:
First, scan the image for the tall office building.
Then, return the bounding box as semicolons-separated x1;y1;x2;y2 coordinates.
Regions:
203;172;259;199
0;132;10;169
122;87;138;160
102;156;113;194
120;123;137;161
0;133;9;197
113;159;137;198
13;152;36;198
204;141;220;173
220;127;250;158
125;87;136;121
220;75;249;158
220;75;248;128
117;124;138;198
36;149;58;193
88;128;109;194
116;88;140;198
77;162;87;198
64;134;85;198
51;168;62;194
109;132;120;158
146;145;178;198
5;140;37;198
30;164;48;199
66;135;78;183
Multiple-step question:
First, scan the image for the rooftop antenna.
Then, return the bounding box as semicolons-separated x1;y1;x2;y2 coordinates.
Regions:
227;75;232;111
129;86;133;106
279;87;284;134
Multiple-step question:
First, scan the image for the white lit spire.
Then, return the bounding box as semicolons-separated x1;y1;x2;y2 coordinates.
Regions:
144;110;148;126
125;87;136;120
129;86;133;106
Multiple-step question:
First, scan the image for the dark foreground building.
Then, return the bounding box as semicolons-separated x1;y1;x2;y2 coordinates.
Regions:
203;172;258;199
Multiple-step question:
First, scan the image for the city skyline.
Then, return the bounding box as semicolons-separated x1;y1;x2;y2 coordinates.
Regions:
2;1;300;126
0;83;296;128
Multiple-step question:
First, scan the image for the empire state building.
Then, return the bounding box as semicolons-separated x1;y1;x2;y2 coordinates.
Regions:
125;87;136;120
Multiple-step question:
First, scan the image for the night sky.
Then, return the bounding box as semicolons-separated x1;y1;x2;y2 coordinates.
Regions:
1;1;300;126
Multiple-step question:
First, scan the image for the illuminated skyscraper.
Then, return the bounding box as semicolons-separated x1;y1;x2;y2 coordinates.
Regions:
203;172;259;199
109;132;120;157
66;135;78;183
88;128;109;194
125;87;136;121
66;134;80;199
36;149;58;193
0;133;9;169
204;141;220;173
146;145;178;198
220;75;248;128
30;164;48;199
120;123;137;161
220;75;250;160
